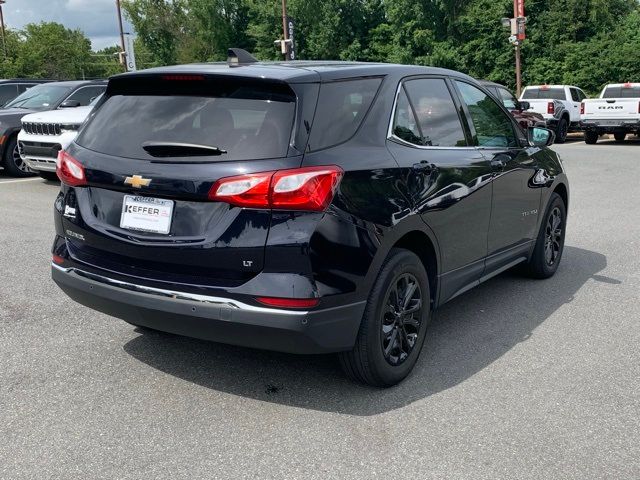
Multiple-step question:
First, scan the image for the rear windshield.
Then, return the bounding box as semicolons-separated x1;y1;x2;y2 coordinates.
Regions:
522;88;566;100
76;83;296;161
602;86;640;98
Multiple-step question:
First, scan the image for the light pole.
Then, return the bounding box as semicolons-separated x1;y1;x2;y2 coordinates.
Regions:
501;0;526;97
0;0;7;58
115;0;127;71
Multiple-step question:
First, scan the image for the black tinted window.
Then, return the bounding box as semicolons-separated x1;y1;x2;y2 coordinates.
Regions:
17;84;37;94
0;84;18;105
391;89;422;145
497;88;518;109
602;86;640;98
456;81;517;148
65;86;106;106
77;89;296;161
394;78;466;147
522;88;566;100
307;78;381;151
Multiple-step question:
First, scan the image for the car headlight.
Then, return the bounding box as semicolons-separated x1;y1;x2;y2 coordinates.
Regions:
60;124;80;133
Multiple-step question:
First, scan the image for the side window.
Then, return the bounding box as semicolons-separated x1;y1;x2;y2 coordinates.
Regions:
0;84;18;105
577;89;587;101
391;88;422;145
307;78;381;151
498;88;518;109
393;78;467;147
64;86;106;106
455;81;517;148
18;84;37;94
569;88;580;102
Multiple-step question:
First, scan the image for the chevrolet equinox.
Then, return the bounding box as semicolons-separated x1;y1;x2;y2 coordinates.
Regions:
52;57;569;386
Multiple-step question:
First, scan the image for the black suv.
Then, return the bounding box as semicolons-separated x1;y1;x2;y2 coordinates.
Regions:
0;80;106;177
52;60;568;386
0;79;52;106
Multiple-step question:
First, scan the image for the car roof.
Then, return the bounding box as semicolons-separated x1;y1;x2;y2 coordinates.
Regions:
478;80;507;89
114;61;477;84
41;80;107;87
0;79;54;83
524;85;580;89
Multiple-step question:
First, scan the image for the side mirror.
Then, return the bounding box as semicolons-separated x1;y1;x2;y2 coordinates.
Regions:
528;126;555;147
518;100;530;111
59;100;81;108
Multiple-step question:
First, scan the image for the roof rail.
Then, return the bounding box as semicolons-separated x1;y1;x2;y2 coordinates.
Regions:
227;48;259;65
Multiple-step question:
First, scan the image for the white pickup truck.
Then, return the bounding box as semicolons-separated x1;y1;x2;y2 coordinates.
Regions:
580;83;640;144
520;84;587;143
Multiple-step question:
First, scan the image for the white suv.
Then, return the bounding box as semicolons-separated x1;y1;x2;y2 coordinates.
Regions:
18;101;98;181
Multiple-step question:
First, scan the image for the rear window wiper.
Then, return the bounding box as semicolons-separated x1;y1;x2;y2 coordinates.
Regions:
142;141;227;158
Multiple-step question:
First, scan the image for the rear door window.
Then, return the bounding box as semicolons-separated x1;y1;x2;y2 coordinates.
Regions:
392;78;467;147
64;86;107;106
76;82;297;161
307;78;381;151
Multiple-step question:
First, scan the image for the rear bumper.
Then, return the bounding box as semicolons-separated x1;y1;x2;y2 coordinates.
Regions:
581;119;640;132
52;263;365;354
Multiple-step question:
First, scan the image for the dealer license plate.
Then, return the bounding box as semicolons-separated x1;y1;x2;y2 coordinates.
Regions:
120;195;174;234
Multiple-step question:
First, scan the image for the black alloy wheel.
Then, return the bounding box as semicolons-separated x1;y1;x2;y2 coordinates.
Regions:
544;207;563;267
524;192;566;279
381;273;423;366
339;248;430;387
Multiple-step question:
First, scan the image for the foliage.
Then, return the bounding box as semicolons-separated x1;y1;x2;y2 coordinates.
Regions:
1;1;639;93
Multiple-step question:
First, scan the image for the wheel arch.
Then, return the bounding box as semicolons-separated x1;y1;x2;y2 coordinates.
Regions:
553;181;569;211
392;230;439;311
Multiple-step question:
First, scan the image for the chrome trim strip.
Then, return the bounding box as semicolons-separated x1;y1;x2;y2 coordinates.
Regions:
52;263;360;316
53;262;308;315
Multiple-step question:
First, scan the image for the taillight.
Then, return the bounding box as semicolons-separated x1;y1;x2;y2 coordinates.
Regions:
580;102;585;115
56;150;86;186
255;296;319;308
547;102;555;114
209;165;343;211
52;254;65;265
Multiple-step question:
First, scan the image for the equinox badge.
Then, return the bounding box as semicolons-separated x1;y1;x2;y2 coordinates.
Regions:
124;175;152;188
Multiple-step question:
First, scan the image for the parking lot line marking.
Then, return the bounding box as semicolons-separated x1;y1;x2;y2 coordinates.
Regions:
0;177;42;185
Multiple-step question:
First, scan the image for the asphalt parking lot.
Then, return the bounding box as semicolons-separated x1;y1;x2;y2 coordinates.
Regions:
1;137;639;479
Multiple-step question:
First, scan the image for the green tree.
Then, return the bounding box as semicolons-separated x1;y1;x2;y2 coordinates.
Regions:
14;22;93;79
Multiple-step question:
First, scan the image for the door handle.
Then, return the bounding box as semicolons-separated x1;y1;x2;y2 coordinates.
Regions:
412;161;434;173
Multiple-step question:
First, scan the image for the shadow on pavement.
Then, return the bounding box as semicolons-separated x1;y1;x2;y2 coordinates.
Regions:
123;246;619;416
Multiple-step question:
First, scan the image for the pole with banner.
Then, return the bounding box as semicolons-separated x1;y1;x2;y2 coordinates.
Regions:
123;33;137;72
286;17;295;61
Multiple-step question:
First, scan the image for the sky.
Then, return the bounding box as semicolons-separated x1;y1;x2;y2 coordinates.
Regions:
3;0;134;51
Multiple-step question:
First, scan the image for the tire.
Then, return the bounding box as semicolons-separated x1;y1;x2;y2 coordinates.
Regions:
524;193;566;279
584;131;598;144
555;117;568;143
614;132;626;143
339;248;431;387
38;171;59;182
1;135;35;177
